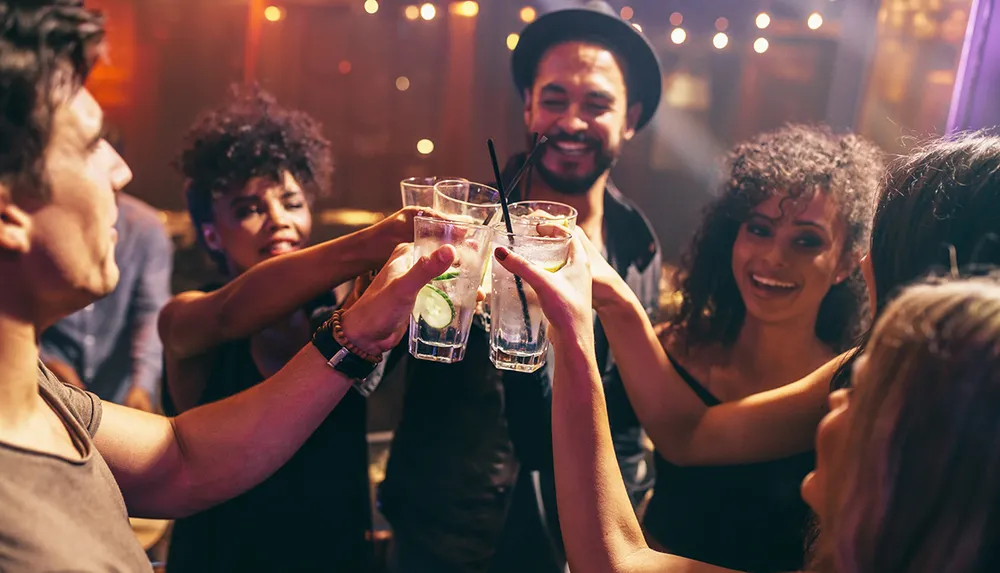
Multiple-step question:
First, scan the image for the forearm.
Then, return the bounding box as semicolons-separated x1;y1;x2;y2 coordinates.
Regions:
596;286;707;463
550;338;647;573
551;340;736;573
122;344;351;518
210;227;387;343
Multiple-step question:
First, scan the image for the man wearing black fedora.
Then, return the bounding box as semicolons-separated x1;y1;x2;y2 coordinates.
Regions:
378;2;663;572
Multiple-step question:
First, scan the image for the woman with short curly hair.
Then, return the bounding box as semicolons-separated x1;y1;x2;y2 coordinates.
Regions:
158;85;421;571
635;124;883;572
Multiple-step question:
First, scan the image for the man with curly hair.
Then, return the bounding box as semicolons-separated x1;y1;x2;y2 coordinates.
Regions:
0;2;452;570
157;85;384;571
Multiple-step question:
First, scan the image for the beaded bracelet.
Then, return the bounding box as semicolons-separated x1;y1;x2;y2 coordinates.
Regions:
330;309;383;364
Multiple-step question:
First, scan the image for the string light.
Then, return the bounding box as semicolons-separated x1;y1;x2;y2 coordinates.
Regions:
338;60;352;74
713;32;728;49
669;12;683;26
753;37;769;53
715;17;729;31
756;13;771;29
807;12;824;29
520;6;536;23
404;5;419;19
420;3;435;20
417;139;435;155
620;6;633;20
264;6;284;22
506;33;520;51
364;0;378;14
632;22;642;32
670;28;686;44
396;76;410;91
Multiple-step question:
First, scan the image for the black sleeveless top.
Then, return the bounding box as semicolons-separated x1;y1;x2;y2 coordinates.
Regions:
163;291;372;572
642;355;814;573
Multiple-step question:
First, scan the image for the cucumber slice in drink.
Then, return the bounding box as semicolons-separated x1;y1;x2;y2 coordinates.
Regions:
414;284;455;328
434;270;460;281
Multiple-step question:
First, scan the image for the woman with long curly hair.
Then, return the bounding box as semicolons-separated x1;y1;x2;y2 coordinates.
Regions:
158;85;422;571
629;125;883;572
541;131;1000;573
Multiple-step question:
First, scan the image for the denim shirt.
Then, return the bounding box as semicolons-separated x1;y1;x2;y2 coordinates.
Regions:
40;193;173;403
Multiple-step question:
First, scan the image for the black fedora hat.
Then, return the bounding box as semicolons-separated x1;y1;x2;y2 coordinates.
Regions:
511;0;663;131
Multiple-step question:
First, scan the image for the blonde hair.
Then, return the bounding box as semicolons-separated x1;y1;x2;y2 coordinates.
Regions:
829;275;1000;573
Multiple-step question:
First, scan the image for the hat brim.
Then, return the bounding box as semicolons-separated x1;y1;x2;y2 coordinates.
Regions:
512;9;663;131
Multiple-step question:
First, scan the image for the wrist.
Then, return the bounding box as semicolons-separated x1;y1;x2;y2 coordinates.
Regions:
338;308;384;357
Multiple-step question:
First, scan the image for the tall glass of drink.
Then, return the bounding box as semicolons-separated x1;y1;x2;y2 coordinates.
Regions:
401;176;466;208
489;229;571;372
409;216;492;363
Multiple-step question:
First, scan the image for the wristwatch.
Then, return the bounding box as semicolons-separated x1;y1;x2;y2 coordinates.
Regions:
311;318;379;380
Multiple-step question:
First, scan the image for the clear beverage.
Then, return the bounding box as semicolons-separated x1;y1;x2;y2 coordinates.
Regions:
489;231;570;372
481;201;576;333
409;217;492;363
433;180;501;224
401;176;466;208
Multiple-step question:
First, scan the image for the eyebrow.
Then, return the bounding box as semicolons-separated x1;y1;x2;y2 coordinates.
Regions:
748;213;829;233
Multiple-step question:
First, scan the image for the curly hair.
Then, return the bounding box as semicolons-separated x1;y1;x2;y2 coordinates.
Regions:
669;124;884;352
177;84;333;267
0;0;104;201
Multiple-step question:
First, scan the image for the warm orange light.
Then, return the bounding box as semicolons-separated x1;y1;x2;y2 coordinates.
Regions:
339;60;352;74
396;76;411;91
519;6;536;23
620;6;633;20
404;5;420;19
364;0;379;14
807;12;824;30
713;32;729;49
264;5;284;22
715;17;729;31
753;37;769;53
669;12;682;26
632;23;642;33
670;27;686;44
756;13;771;29
420;3;436;20
506;33;520;51
450;1;478;17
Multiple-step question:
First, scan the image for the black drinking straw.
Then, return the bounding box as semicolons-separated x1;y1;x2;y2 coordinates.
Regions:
482;135;549;227
488;139;534;342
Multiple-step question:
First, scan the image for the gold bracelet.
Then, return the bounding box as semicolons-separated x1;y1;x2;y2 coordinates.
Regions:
330;309;383;364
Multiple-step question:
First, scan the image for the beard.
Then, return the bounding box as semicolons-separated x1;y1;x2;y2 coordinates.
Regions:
532;131;617;196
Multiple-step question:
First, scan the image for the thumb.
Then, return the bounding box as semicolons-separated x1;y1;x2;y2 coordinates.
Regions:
398;244;457;293
494;246;550;293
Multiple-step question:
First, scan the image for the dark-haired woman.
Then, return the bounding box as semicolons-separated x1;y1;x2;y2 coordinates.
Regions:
158;86;420;572
620;125;882;572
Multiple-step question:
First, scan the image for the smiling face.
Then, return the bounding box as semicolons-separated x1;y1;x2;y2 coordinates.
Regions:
1;88;133;318
731;192;853;329
201;170;312;275
524;41;641;196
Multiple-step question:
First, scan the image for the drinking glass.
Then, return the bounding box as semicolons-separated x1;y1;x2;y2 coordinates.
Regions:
409;216;492;363
506;200;578;232
489;229;571;372
433;180;502;224
401;176;466;208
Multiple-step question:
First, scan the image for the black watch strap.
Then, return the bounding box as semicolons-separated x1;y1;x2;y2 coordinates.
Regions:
311;319;378;380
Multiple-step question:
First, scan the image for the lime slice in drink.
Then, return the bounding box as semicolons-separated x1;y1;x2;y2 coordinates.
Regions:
414;284;455;328
434;270;460;281
543;260;567;273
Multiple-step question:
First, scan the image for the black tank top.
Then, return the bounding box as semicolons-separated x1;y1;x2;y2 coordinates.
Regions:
163;291;372;572
642;354;814;573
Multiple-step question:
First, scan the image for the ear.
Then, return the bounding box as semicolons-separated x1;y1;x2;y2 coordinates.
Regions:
523;88;533;128
623;102;642;142
0;190;32;255
200;222;224;255
833;252;859;285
